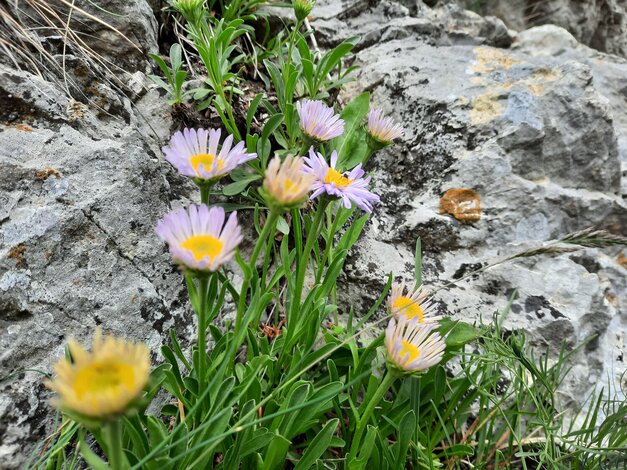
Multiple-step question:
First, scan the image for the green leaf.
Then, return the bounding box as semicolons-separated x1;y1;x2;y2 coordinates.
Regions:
393;410;416;470
78;436;109;470
261;433;291;470
331;93;370;169
276;216;290;235
414;237;422;289
247;93;264;135
223;174;262;196
441;321;481;348
294;418;340;470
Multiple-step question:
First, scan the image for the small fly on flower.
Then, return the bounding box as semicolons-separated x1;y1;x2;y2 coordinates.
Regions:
303;148;380;213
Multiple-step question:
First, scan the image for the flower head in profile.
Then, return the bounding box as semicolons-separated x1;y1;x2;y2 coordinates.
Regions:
46;329;150;418
163;128;256;182
304;148;380;213
387;282;441;324
156;204;242;272
367;108;404;147
292;0;315;21
172;0;204;24
297;99;344;142
385;316;445;374
261;156;316;211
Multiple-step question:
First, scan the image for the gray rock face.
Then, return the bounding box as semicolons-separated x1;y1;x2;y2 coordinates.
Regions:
0;65;191;467
0;1;626;468
315;0;626;410
450;0;627;59
2;0;158;70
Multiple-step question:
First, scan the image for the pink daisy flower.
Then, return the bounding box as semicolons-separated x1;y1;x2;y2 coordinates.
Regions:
387;282;442;324
296;99;344;142
367;108;404;145
303;148;380;213
385;316;445;373
155;204;242;272
163;128;256;181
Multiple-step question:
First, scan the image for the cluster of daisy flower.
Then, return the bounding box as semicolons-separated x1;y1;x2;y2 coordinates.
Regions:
46;99;413;420
385;282;446;374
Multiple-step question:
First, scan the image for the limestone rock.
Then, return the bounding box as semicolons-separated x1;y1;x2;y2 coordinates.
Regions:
325;1;626;409
0;65;190;467
1;0;158;72
450;0;627;59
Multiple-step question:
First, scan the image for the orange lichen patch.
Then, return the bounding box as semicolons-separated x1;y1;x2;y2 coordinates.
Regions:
618;252;627;268
35;167;62;180
10;123;33;132
8;244;27;267
440;189;481;223
470;93;503;125
472;47;519;74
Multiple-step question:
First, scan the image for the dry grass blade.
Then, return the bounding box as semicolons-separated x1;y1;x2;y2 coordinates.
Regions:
560;227;627;248
0;0;144;113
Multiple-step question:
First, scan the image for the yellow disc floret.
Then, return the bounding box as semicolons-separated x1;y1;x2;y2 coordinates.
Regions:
47;330;150;418
392;296;424;322
324;168;351;188
399;339;420;366
190;153;225;175
180;234;224;261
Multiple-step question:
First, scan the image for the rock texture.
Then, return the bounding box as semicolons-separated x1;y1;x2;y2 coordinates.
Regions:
0;0;626;468
310;0;626;408
0;65;193;466
449;0;627;59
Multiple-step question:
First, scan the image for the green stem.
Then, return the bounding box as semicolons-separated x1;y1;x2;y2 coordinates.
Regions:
316;202;340;284
200;185;211;205
362;145;377;165
298;136;313;157
350;370;397;456
197;276;210;392
290;199;329;323
285;19;303;87
106;419;128;470
235;210;280;333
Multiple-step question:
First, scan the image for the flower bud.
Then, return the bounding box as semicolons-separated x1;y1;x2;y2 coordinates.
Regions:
292;0;315;22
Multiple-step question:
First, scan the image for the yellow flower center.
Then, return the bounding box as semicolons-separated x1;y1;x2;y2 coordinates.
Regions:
393;296;424;322
180;235;224;261
283;178;299;194
324;168;351;188
73;361;136;398
399;339;420;366
190;153;225;175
